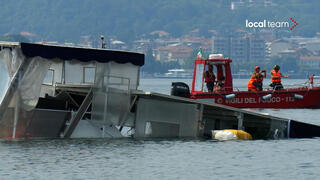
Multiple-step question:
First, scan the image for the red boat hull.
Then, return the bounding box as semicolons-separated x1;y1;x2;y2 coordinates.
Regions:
190;87;320;108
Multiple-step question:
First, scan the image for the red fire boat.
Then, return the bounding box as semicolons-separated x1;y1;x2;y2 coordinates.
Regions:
171;55;320;108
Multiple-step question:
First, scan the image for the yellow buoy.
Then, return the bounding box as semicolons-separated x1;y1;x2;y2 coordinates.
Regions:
212;129;252;140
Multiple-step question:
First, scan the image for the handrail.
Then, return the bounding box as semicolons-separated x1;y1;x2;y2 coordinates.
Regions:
103;75;131;91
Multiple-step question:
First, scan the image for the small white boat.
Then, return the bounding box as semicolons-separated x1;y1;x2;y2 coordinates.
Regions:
155;69;193;78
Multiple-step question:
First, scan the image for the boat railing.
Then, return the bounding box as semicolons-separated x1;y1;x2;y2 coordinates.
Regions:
199;83;316;94
284;83;309;88
103;75;131;92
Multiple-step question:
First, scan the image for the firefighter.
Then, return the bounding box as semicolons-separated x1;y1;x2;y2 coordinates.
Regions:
205;64;215;92
270;65;289;90
309;74;315;88
248;66;266;92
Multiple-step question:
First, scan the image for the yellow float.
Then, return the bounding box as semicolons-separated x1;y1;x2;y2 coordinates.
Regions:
212;129;252;141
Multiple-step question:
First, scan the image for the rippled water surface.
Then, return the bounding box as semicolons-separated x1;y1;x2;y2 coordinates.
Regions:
1;78;320;179
1;138;320;180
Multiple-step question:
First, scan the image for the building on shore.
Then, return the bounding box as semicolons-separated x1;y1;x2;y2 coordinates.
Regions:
213;34;266;62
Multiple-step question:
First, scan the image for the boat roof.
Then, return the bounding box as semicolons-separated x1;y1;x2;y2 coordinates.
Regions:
196;58;232;65
1;42;145;66
207;58;232;63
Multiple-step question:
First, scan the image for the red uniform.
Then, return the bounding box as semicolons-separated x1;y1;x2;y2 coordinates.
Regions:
309;74;315;87
205;70;215;92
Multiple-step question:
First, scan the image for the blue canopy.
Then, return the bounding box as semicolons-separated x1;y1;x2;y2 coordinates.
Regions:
20;43;144;66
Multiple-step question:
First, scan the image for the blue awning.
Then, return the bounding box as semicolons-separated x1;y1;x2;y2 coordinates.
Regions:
20;43;145;66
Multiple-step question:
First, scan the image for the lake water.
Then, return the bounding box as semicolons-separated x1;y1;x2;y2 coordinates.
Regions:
1;78;320;179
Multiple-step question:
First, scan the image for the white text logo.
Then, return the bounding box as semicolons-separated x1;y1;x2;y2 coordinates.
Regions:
245;19;289;28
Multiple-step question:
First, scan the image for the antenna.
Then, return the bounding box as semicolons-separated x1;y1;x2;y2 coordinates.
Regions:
100;35;106;49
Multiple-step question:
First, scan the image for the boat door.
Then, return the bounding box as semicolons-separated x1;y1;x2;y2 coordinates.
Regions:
212;59;233;92
191;59;206;93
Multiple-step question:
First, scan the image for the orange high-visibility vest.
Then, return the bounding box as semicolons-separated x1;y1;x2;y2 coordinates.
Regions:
271;70;281;83
248;74;257;92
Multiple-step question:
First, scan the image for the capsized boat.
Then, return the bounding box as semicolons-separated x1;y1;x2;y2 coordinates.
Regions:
0;41;144;139
171;54;320;108
3;43;320;140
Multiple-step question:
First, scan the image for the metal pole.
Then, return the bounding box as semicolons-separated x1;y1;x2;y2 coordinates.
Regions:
237;112;244;130
12;92;20;139
102;63;111;137
101;35;106;49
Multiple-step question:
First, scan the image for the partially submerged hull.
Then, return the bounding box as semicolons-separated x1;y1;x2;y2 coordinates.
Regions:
191;87;320;108
0;107;68;138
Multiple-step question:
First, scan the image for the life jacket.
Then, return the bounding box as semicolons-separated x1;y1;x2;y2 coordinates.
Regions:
205;71;215;83
248;78;258;92
271;70;281;83
248;73;258;91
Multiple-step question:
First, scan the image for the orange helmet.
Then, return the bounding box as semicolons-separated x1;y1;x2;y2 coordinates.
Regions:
254;66;260;70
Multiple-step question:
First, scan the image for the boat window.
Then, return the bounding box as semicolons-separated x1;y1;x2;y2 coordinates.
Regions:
43;69;54;85
216;64;226;86
65;61;82;84
83;67;95;84
194;63;204;91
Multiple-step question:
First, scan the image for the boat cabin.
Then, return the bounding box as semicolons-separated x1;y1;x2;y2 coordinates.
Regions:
0;42;144;138
191;54;233;94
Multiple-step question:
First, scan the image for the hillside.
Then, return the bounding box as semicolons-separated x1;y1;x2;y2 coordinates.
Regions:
0;0;319;43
